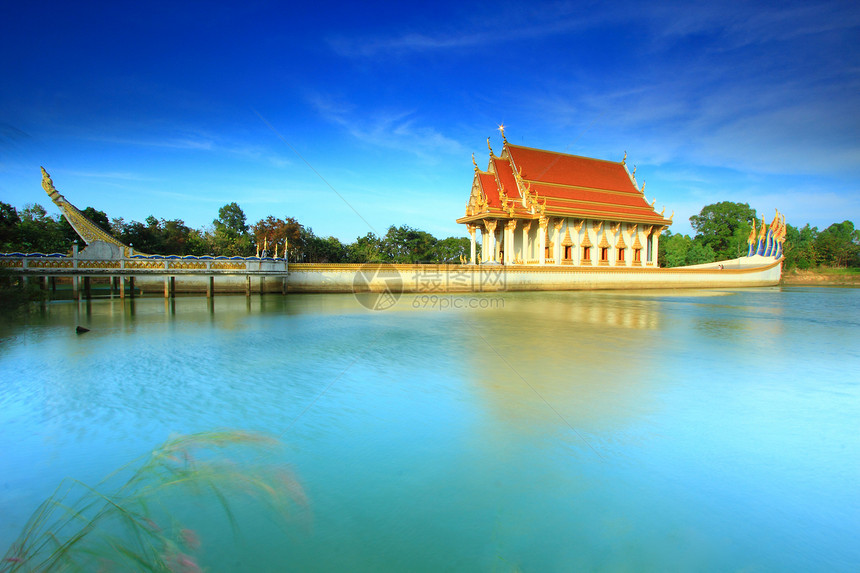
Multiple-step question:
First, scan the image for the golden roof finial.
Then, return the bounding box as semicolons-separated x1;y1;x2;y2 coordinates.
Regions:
641;181;646;193
498;123;507;144
622;151;627;165
487;137;494;157
472;153;478;171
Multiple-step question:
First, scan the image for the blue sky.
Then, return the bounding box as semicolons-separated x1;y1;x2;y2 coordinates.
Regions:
1;0;858;241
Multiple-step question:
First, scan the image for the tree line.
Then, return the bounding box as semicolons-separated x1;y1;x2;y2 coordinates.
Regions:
0;201;471;264
1;199;856;269
658;201;859;270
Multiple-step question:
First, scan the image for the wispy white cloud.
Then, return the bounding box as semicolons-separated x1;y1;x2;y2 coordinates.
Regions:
327;2;609;58
84;130;292;169
308;93;466;158
64;170;158;182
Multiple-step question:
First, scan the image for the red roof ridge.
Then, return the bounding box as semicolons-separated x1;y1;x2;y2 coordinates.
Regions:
505;143;623;166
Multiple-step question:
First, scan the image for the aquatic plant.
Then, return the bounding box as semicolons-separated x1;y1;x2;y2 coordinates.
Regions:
1;430;304;572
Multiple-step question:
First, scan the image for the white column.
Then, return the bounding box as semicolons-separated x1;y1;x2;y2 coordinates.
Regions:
506;220;518;265
485;220;497;263
468;224;477;264
538;218;547;265
481;228;488;262
652;229;662;267
521;222;532;263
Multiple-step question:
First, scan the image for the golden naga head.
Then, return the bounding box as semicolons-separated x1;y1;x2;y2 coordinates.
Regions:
41;167;63;202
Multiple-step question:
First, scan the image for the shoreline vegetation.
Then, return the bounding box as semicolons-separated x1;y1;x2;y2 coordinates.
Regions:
2;199;857;290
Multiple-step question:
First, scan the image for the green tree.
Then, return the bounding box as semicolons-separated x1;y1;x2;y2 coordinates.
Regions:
299;228;348;263
346;233;382;263
660;232;716;268
814;221;859;267
0;202;21;250
662;232;690;268
433;236;471;263
214;202;249;239
82;207;111;234
251;216;302;258
16;204;73;253
686;241;716;265
212;203;252;256
690;202;757;260
380;225;437;263
783;223;818;270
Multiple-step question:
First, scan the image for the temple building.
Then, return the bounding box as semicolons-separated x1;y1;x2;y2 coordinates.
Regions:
456;129;673;266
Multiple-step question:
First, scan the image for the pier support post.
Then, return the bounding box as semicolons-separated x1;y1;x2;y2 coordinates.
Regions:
207;276;214;298
260;276;266;294
245;275;251;297
83;276;91;300
128;277;135;298
72;276;80;301
164;276;175;298
120;277;125;299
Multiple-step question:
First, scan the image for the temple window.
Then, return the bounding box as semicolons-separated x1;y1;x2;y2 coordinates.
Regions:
617;248;625;262
600;247;609;262
564;245;573;260
634;248;642;263
583;246;591;260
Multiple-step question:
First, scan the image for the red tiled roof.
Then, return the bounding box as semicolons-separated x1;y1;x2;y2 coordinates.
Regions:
478;172;501;208
492;157;520;199
507;145;637;194
457;140;671;226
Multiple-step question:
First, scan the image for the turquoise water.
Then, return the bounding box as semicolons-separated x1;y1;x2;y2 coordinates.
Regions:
1;288;858;571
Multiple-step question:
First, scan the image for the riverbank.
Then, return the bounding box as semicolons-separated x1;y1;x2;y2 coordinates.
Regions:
781;268;860;286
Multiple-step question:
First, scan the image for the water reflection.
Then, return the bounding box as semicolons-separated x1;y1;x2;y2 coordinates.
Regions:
457;292;665;447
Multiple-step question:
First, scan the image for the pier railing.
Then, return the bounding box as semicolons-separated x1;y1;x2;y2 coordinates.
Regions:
0;252;288;275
